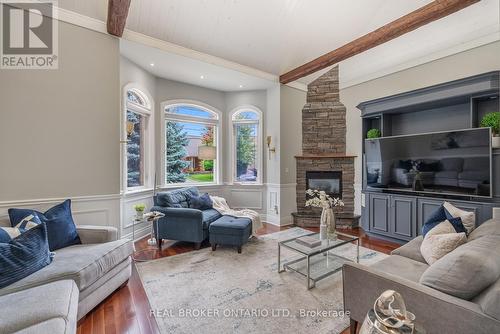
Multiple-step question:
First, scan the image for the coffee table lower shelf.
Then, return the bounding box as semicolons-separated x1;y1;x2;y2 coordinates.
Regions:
277;232;359;289
281;253;352;289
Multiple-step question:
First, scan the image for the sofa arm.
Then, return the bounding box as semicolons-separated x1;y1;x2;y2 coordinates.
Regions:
151;206;205;243
76;225;118;244
152;206;203;220
391;236;426;264
342;262;500;334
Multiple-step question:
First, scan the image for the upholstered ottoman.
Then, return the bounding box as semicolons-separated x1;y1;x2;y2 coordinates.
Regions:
209;216;252;253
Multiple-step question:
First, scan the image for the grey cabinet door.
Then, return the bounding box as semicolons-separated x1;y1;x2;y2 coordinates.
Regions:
390;196;417;241
369;194;390;235
417;198;442;235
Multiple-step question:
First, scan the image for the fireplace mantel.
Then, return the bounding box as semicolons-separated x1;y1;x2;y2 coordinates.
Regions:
294;154;357;159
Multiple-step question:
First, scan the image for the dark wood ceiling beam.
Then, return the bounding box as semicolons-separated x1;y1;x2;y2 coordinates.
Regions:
107;0;132;37
279;0;480;84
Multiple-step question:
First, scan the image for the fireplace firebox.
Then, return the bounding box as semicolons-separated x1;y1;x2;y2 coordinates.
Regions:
306;171;342;198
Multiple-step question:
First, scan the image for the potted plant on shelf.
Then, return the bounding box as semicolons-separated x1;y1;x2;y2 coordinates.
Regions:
305;189;344;240
367;128;381;140
480;112;500;149
133;203;146;220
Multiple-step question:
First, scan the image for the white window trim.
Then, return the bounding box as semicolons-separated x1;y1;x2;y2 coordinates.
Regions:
122;83;154;193
161;99;222;187
229;105;263;185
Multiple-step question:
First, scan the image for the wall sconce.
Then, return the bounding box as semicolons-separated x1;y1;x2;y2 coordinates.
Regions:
120;121;135;144
126;121;135;138
266;136;276;160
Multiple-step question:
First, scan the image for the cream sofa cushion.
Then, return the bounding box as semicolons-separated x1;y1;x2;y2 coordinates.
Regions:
420;220;466;265
444;201;476;233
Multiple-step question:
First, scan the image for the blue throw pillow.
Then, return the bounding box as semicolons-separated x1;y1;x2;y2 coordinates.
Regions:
0;223;53;289
0;214;42;243
157;187;199;207
422;205;448;237
8;200;81;251
422;205;467;237
188;193;213;210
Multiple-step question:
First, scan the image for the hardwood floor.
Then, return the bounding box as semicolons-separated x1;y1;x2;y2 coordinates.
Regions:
77;224;399;334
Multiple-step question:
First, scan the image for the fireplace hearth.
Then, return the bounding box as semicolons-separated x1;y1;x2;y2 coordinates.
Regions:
291;66;357;228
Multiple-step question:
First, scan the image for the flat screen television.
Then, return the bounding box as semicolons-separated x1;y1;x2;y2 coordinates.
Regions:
365;128;492;198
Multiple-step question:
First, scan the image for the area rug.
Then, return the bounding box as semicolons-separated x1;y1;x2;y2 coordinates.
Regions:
136;228;388;334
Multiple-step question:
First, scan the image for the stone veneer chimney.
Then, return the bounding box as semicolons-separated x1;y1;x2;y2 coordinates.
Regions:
292;66;357;227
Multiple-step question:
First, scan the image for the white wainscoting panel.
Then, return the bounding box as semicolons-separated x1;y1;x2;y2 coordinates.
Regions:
227;187;264;211
279;183;297;226
265;183;280;225
0;194;121;231
122;189;155;240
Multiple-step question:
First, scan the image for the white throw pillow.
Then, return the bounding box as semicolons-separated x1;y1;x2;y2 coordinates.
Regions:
420;220;467;265
443;202;476;233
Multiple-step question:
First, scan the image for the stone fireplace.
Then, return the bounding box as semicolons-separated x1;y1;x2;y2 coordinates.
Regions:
306;171;342;198
292;66;357;228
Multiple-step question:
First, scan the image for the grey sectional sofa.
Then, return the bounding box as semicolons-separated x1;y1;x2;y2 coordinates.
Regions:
0;224;133;333
343;218;500;334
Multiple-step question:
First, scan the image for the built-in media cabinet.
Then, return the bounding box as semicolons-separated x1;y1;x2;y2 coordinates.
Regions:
358;71;500;243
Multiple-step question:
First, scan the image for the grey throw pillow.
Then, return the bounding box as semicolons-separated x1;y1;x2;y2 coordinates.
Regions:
420;235;500;300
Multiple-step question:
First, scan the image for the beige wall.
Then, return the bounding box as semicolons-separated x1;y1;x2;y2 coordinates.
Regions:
120;56;156;103
0;21;120;201
341;40;500;213
280;85;306;185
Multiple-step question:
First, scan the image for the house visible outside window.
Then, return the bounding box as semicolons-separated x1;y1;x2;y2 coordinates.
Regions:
125;88;151;189
231;108;262;184
163;103;219;185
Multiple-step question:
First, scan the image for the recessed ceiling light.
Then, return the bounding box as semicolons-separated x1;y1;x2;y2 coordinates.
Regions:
150;63;155;67
239;84;243;88
200;75;205;79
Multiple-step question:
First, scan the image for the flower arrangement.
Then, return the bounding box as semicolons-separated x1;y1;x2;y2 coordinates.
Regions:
305;189;344;209
306;189;344;239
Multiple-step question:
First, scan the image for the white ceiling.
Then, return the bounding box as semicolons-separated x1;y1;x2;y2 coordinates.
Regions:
60;0;500;88
120;39;277;92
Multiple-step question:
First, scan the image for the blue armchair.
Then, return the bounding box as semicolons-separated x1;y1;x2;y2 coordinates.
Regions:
151;187;221;250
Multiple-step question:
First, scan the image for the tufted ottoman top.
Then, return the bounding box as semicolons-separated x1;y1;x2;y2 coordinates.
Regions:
209;216;252;236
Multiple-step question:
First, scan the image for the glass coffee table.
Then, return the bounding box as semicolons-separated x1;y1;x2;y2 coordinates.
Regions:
278;232;359;289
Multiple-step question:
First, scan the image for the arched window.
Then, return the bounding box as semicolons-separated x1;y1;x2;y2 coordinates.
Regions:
163;101;220;185
231;107;262;184
124;87;152;189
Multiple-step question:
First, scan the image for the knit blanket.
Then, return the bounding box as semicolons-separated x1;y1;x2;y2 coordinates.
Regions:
210;196;263;236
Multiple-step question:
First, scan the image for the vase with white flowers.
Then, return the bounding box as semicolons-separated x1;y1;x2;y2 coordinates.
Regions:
305;189;345;240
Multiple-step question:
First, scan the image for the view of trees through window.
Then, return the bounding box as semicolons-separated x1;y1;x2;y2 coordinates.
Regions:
234;111;259;182
127;110;144;187
165;106;216;184
235;123;257;181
